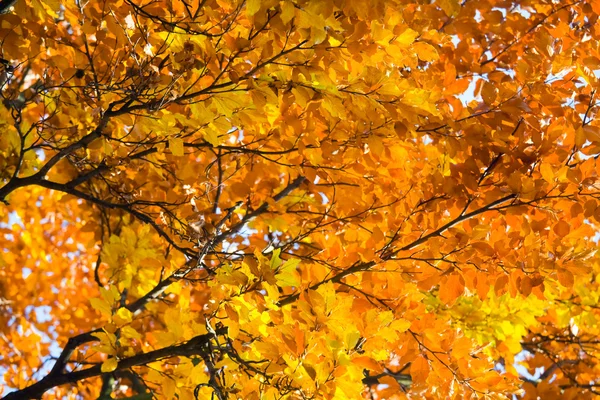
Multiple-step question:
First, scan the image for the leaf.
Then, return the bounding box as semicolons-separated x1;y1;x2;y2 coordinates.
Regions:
113;307;133;326
269;248;282;269
203;128;220;147
389;318;411;333
481;81;497;105
275;258;301;287
396;28;419;47
303;364;317;380
451;336;473;359
410;355;430;384
553;220;570;237
439;274;464;305
378;318;411;341
575;127;587;147
91;331;118;356
280;1;295;24
540;163;554;183
6;1;600;399
438;0;460;17
169;138;184;157
557;269;574;287
101;357;118;373
246;0;261;16
413;42;439;62
90;297;112;316
472;241;495;256
100;286;120;306
352;356;384;373
162;377;176;399
120;325;141;339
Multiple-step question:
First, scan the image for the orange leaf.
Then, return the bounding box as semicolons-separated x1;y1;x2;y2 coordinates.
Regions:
557;269;574;287
352;356;384;373
410;355;430;384
439;274;464;305
553;220;570;237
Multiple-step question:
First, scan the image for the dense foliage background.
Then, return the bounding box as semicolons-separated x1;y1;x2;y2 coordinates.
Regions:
1;0;600;398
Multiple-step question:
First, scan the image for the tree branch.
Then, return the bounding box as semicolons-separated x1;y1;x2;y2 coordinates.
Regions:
2;328;226;400
277;193;517;306
127;175;306;313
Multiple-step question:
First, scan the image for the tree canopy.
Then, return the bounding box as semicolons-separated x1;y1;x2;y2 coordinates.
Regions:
1;0;600;398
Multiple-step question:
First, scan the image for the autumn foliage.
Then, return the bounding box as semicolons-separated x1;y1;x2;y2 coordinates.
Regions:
1;0;600;398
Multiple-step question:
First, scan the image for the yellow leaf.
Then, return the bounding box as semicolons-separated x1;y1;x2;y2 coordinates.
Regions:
303;364;317;380
113;307;133;326
164;308;184;341
203;128;220;147
246;0;261;16
269;248;282;269
255;341;280;358
91;331;118;354
228;320;240;339
276;257;301;287
502;336;522;354
396;28;419;47
169;138;184;157
389;318;411;333
414;42;439;62
121;326;141;340
103;139;113;156
100;286;120;306
90;297;112;316
101;357;118;373
281;1;295;24
163;377;176;398
344;331;361;350
104;323;117;334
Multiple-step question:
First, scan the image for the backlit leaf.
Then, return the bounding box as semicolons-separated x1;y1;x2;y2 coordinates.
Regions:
101;358;118;373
